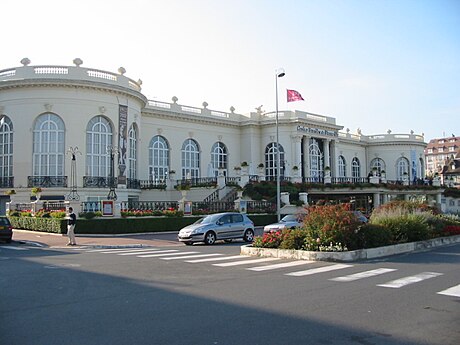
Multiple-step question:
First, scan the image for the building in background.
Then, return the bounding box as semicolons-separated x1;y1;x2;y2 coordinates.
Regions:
0;59;440;214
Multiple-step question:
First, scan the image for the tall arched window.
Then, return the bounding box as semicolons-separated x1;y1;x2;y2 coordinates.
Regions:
86;116;113;177
338;155;346;178
181;139;200;179
128;125;137;180
309;139;323;179
211;142;227;176
396;157;410;180
0;116;13;185
33;113;65;176
370;158;386;174
352;157;360;180
149;135;169;181
265;142;285;180
418;157;424;179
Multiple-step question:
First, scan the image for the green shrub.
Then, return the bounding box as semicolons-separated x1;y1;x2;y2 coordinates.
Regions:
252;230;284;248
372;213;431;243
279;229;307;250
355;224;393;248
8;216;66;234
302;203;361;250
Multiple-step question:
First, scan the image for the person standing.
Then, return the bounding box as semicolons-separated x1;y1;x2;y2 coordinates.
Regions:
67;207;77;246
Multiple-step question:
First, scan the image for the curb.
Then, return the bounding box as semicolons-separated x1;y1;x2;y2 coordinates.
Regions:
241;235;460;262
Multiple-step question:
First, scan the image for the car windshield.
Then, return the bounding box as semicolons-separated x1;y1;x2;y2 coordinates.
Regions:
194;214;223;225
281;215;298;222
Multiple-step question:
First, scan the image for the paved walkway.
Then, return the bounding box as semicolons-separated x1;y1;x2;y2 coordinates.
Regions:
12;229;182;248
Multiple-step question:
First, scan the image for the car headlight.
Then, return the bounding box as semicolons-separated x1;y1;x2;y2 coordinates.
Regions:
191;227;204;235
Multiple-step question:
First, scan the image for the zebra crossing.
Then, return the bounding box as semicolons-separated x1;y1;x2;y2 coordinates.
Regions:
3;244;459;298
66;246;460;298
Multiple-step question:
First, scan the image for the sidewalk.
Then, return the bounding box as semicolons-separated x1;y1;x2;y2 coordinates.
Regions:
12;229;182;249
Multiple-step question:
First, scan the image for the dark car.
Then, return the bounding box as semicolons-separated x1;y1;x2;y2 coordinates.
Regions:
0;216;13;243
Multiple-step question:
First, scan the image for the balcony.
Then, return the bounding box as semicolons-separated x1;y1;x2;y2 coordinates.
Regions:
28;176;67;188
83;176;117;188
0;177;14;188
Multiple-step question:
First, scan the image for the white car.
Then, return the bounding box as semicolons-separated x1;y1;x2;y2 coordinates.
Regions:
263;214;305;233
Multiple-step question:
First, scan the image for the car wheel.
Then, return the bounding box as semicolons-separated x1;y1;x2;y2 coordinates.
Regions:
243;229;254;242
204;231;216;245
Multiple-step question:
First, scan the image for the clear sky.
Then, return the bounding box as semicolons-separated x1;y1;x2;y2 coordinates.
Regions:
2;0;459;141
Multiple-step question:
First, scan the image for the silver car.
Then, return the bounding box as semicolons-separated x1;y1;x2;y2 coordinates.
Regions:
178;212;255;245
263;214;305;233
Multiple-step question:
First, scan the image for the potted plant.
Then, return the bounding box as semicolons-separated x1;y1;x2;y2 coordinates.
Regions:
5;189;16;196
292;165;299;171
31;187;43;200
241;161;249;167
257;163;264;169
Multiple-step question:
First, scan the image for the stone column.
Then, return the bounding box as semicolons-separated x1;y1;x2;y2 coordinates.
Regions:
373;192;381;208
299;192;308;206
302;136;310;179
291;135;302;173
280;192;290;206
330;139;337;178
324;139;330;170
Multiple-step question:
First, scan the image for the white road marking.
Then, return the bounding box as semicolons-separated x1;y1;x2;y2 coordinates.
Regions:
185;255;248;263
247;260;314;271
285;264;353;277
88;248;157;254
1;246;28;251
377;272;443;288
138;251;197;258
330;268;397;282
161;253;222;260
117;250;163;256
437;284;460;297
213;257;280;267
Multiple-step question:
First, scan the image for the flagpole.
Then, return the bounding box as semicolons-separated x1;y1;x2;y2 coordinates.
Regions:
275;68;285;222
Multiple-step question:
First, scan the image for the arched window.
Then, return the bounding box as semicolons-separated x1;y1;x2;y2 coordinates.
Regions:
33;113;65;176
352;157;360;180
370;158;386;174
86;116;113;177
181;139;200;179
396;157;410;180
418;157;424;179
265;142;285;180
149;135;170;181
309;138;323;179
338;155;346;178
0;116;13;183
211;142;227;177
128;125;137;180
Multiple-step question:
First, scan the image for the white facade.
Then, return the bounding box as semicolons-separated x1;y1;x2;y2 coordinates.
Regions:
0;62;427;205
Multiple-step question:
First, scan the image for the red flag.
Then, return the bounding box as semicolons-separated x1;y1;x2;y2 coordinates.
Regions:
287;89;304;102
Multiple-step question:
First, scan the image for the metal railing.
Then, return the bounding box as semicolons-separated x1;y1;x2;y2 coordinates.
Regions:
83;176;117;188
139;179;167;189
247;201;276;213
127;201;179;211
0;177;14;188
176;177;217;188
28;176;68;188
192;201;235;213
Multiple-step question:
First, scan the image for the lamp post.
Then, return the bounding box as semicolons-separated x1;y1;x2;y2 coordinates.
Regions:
275;68;285;222
66;146;81;201
107;145;119;200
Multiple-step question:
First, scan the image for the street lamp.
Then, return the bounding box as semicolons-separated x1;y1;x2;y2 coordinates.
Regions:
275;68;285;222
66;146;81;201
107;145;119;200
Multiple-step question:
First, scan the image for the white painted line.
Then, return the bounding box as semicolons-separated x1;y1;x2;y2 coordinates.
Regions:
138;251;198;258
1;246;28;251
437;284;460;298
377;272;443;288
85;248;153;254
117;250;163;256
247;260;314;271
161;253;222;260
213;257;280;267
185;255;248;263
330;268;397;282
285;264;353;277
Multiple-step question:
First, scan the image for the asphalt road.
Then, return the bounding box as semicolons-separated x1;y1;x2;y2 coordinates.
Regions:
1;241;459;345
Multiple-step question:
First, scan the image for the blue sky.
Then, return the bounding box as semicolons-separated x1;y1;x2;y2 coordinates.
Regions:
2;0;459;141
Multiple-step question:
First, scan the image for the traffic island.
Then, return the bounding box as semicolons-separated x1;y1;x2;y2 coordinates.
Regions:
241;234;460;262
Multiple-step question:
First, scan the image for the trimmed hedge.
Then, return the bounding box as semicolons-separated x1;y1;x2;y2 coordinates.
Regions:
9;217;66;234
9;214;278;235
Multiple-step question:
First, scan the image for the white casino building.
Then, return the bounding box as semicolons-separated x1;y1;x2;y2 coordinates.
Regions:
0;59;431;214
